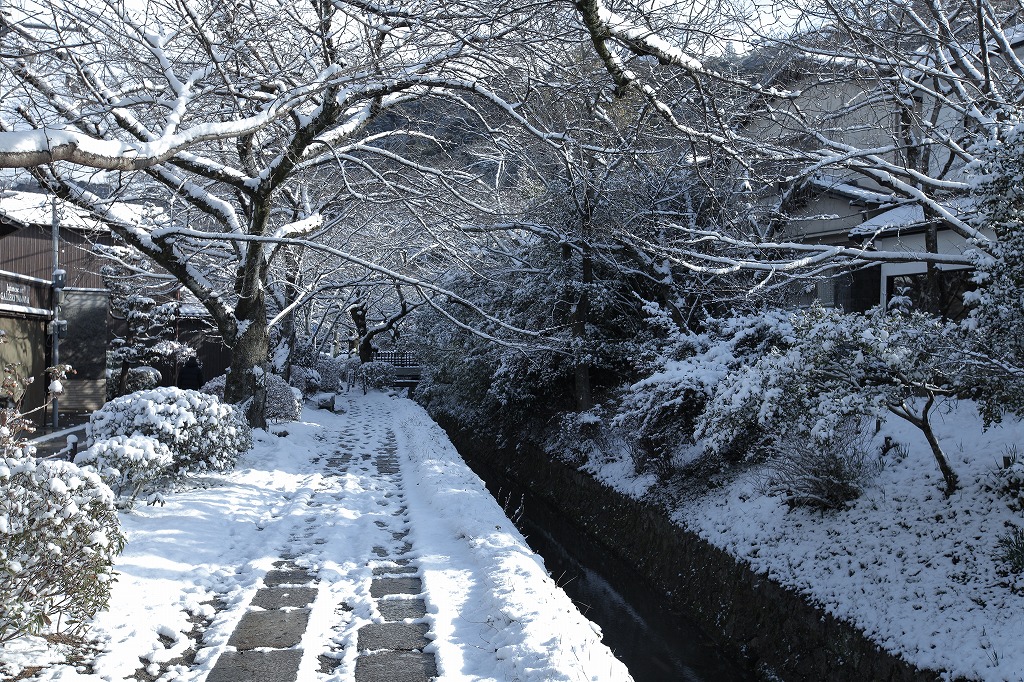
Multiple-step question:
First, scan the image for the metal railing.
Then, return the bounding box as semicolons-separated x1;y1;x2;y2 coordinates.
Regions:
372;351;419;367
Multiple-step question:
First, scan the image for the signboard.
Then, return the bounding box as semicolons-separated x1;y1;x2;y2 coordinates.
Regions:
0;270;50;316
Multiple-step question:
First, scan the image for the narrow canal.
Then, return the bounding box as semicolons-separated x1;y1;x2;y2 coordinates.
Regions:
462;456;754;682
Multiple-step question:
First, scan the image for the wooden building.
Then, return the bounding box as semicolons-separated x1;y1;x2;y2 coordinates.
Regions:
0;190;114;422
1;190;237;425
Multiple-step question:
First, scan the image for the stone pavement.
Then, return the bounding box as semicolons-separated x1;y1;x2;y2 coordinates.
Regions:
205;428;437;682
28;421;89;460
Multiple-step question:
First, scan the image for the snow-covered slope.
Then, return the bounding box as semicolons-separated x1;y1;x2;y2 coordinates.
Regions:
596;400;1024;681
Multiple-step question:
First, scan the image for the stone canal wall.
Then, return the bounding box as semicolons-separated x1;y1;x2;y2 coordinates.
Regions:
442;426;946;682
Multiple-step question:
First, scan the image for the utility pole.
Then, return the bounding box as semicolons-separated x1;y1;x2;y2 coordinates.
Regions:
51;197;65;430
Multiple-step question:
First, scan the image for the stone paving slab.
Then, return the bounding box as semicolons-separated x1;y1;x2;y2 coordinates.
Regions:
378;599;427;621
371;577;422;597
355;650;438;682
358;622;430;651
264;568;314;586
227;609;310;650
250;587;317;610
372;565;418;576
207;649;303;682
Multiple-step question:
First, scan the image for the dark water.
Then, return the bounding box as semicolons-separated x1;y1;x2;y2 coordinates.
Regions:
471;466;753;682
520;519;750;681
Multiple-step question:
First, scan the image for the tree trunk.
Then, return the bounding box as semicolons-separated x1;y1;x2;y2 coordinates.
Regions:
918;397;959;497
115;358;129;398
923;222;943;317
223;243;271;429
888;394;959;496
223;302;270;429
573;241;594;412
350;302;373;363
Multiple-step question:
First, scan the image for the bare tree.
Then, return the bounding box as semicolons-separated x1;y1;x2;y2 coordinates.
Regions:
568;0;1024;297
0;0;548;425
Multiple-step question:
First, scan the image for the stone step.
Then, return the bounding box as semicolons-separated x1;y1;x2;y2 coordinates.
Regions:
378;599;427;621
227;609;310;650
370;577;422;598
264;568;315;586
355;650;438;682
207;649;303;682
358;622;430;651
250;586;317;610
372;565;418;576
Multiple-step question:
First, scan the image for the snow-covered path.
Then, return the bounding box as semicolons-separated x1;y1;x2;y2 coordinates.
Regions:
2;392;632;682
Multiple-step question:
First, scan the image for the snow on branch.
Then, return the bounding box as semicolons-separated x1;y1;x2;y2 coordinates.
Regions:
574;0;797;99
651;226;976;275
0;66;344;169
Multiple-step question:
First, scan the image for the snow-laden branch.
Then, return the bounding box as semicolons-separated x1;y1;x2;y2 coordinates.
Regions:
0;65;344;169
650;226;976;275
142;226;563;342
574;0;797;99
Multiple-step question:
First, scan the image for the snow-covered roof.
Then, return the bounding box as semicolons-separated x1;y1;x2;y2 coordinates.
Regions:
849;197;973;238
849;204;925;237
0;190;109;232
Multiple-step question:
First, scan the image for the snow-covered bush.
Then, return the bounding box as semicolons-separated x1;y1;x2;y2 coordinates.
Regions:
615;310;796;469
987;446;1024;512
357;361;396;391
201;373;300;423
287;365;320;396
725;307;963;494
75;435;174;508
89;387;251;474
198;373;225;398
339;356;360;391
0;456;125;642
617;305;968;496
125;365;161;392
758;418;884;510
546;410;605;467
108;365;163;401
265;373;302;422
996;527;1024;575
315;354;345;393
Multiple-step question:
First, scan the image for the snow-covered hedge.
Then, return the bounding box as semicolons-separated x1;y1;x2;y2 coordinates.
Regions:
287;365;320;396
201;373;301;423
315;354;346;393
615;310;796;470
357;361;395;391
0;456;125;642
88;387;251;474
75;435;174;508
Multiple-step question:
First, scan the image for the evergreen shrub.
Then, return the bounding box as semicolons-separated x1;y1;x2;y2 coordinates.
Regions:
0;456;125;642
89;387;251;474
357;361;396;391
201;373;301;423
75;435;174;508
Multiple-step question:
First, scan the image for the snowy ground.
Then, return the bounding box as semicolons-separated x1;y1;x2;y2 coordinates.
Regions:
592;400;1024;681
1;391;631;682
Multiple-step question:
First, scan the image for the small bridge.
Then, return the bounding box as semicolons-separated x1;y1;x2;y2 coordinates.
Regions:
373;351;421;389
